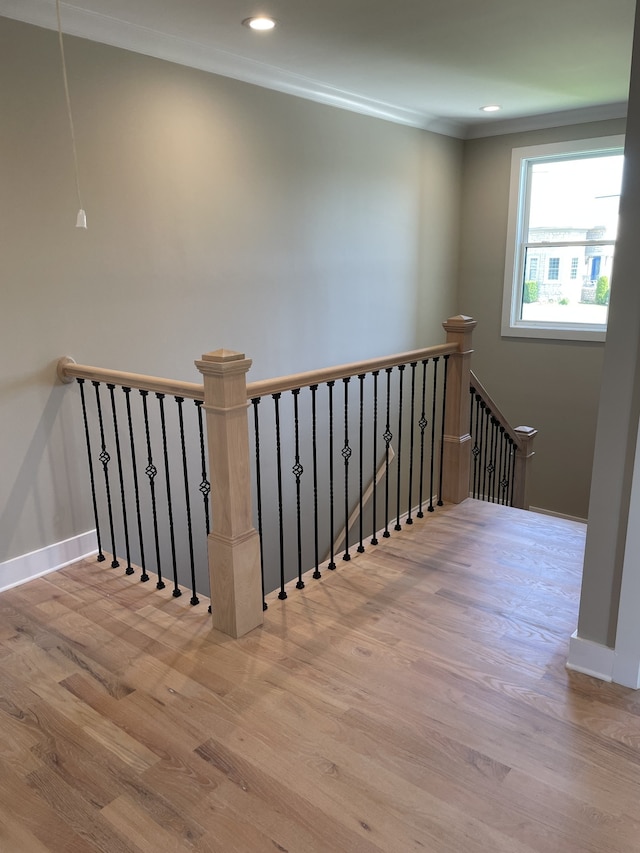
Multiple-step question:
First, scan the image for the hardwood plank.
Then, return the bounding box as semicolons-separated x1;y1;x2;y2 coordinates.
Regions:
3;499;640;851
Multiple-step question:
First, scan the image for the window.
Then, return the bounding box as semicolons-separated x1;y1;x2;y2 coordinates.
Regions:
570;257;579;279
502;135;624;341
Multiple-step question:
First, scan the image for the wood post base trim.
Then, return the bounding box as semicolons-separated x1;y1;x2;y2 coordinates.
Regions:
441;434;472;504
566;630;614;682
201;401;251;416
208;529;263;639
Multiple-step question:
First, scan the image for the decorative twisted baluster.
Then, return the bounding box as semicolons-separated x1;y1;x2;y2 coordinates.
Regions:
140;390;160;586
371;370;379;544
394;364;405;531
77;378;105;562
122;387;147;580
93;381;119;567
428;358;439;513
417;359;428;519
327;380;336;569
383;368;393;538
342;377;352;561
310;385;321;579
156;393;180;598
107;384;133;574
405;362;417;525
273;392;287;599
437;355;449;506
251;398;267;609
195;400;211;536
292;389;305;589
176;397;199;605
357;373;366;552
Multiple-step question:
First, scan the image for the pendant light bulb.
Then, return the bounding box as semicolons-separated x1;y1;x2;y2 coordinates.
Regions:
76;208;87;229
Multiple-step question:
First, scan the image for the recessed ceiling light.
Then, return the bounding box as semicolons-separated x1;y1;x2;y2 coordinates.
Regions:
242;16;276;31
481;105;501;113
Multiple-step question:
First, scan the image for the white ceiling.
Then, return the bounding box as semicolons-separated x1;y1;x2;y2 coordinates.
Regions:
1;0;636;138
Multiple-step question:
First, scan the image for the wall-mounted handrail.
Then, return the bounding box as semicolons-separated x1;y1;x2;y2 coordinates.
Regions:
57;357;204;401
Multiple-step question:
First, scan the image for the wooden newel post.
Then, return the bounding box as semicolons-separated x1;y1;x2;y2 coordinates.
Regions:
195;349;263;638
512;426;538;509
441;315;477;503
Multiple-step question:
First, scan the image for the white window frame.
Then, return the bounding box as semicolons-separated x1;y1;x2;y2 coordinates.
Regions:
501;135;624;342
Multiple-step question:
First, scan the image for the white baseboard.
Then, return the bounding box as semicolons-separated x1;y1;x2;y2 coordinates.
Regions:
530;506;588;524
566;630;615;682
0;531;98;594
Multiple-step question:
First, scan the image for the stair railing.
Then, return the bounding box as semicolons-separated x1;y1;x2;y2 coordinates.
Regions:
468;371;537;509
57;314;535;639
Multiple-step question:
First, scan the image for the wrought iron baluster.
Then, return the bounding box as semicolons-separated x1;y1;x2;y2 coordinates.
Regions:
437;355;449;506
428;358;439;513
93;381;119;567
406;363;417;525
251;398;267;610
123;387;147;581
471;392;481;499
107;384;133;574
157;393;180;597
481;402;490;501
176;397;199;605
383;367;393;537
508;438;516;506
357;374;366;552
417;360;428;519
342;377;352;561
310;385;321;578
394;364;405;531
195;400;211;536
497;425;506;505
327;381;336;569
140;390;160;586
370;371;379;545
292;389;305;589
77;378;105;562
273;392;287;598
489;417;499;502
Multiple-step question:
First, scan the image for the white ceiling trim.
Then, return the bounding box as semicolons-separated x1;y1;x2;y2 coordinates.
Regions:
0;0;627;140
1;0;468;135
464;102;628;140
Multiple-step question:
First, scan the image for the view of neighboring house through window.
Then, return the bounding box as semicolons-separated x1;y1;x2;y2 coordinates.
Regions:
502;135;624;341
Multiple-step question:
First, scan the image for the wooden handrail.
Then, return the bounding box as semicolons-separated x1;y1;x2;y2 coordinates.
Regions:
469;370;522;447
57;357;204;400
58;343;458;404
245;343;457;399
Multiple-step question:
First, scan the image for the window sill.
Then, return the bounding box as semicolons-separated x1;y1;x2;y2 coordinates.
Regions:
500;321;606;342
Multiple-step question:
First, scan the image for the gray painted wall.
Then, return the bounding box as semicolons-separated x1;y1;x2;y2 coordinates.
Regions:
575;4;640;649
458;119;626;519
0;18;461;564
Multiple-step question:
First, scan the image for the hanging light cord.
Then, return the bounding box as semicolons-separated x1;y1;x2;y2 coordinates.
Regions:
56;0;86;225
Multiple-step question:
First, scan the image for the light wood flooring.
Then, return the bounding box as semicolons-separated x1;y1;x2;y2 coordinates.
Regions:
1;499;639;852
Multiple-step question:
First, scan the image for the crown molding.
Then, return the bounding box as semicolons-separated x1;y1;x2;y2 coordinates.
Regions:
0;2;624;140
463;101;627;140
0;0;462;132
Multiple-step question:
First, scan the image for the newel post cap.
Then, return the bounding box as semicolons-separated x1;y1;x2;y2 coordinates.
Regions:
442;315;477;333
200;348;246;363
195;349;252;378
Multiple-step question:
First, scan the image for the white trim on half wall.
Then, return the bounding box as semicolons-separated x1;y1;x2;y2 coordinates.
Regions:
0;530;98;593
